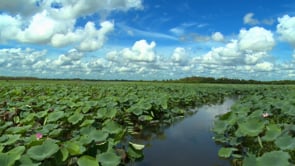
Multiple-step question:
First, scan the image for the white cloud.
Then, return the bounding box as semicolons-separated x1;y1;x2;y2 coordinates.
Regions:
17;10;73;43
238;27;275;52
211;32;224;42
244;13;259;25
171;47;188;65
277;15;295;47
0;0;40;16
243;13;274;26
255;62;274;71
170;27;184;35
121;40;157;62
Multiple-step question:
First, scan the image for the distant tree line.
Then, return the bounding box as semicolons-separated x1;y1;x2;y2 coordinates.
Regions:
0;76;295;84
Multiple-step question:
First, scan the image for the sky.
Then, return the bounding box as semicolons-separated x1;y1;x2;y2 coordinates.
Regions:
0;0;295;80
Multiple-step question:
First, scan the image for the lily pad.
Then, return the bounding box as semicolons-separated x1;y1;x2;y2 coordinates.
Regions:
77;155;99;166
262;124;281;141
256;151;290;166
236;118;265;137
129;142;145;150
97;151;121;166
212;120;228;134
27;140;59;161
47;111;65;122
0;146;25;166
64;141;86;155
218;147;237;158
274;134;295;150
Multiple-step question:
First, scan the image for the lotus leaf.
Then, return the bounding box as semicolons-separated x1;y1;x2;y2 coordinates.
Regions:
68;112;84;125
80;119;94;127
256;151;290;166
274;134;295;150
19;154;41;166
129;142;145;150
6;125;32;134
262;124;281;141
27;140;59;161
102;120;123;135
236;118;265;137
212;120;228;134
97;151;121;166
0;134;21;146
218;147;237;158
47;111;65;122
64;141;86;155
89;130;109;142
78;155;99;166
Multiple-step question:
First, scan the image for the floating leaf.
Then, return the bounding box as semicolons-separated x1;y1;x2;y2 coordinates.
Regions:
274;134;295;150
89;130;109;142
77;155;99;166
102;120;123;135
97;151;121;166
27;140;59;161
236;118;265;137
64;141;86;155
129;142;145;151
256;151;290;166
262;124;281;141
68;112;84;125
218;147;237;158
212;120;228;134
47;111;65;122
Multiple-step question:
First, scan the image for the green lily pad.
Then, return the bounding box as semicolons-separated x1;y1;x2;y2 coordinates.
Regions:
129;142;145;150
6;125;32;134
218;147;237;158
212;120;228;134
89;130;108;142
0;146;25;166
256;151;290;166
97;151;121;166
262;124;281;141
77;155;99;166
0;134;21;146
68;112;84;125
64;141;86;155
19;154;41;166
47;111;65;122
27;140;59;161
274;134;295;150
237;118;265;137
102;120;123;135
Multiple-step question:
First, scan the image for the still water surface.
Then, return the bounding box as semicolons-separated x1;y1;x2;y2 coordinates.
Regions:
134;98;237;166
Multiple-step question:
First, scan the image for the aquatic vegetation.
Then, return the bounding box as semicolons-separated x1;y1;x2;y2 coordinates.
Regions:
213;86;295;165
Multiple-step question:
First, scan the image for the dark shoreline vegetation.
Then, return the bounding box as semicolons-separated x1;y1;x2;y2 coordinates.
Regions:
1;75;295;84
0;80;295;165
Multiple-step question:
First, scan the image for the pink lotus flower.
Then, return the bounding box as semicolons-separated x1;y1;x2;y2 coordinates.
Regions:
262;112;270;118
36;133;43;140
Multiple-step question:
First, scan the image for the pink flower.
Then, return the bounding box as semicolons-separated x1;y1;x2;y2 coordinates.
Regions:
36;133;43;140
262;112;270;118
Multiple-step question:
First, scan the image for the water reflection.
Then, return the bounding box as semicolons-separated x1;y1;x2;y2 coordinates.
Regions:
133;98;237;166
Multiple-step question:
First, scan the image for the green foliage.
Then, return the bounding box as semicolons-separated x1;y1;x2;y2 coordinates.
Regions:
213;86;295;165
1;80;294;165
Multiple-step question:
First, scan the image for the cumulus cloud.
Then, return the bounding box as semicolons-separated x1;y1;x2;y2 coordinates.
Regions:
211;32;224;42
171;47;189;65
118;40;157;62
244;13;274;26
238;27;275;52
255;62;274;71
277;15;295;47
0;0;142;51
244;13;259;25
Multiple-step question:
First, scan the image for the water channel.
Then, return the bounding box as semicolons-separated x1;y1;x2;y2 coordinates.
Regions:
132;98;237;166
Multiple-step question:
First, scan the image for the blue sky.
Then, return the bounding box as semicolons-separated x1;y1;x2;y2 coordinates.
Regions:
0;0;295;80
